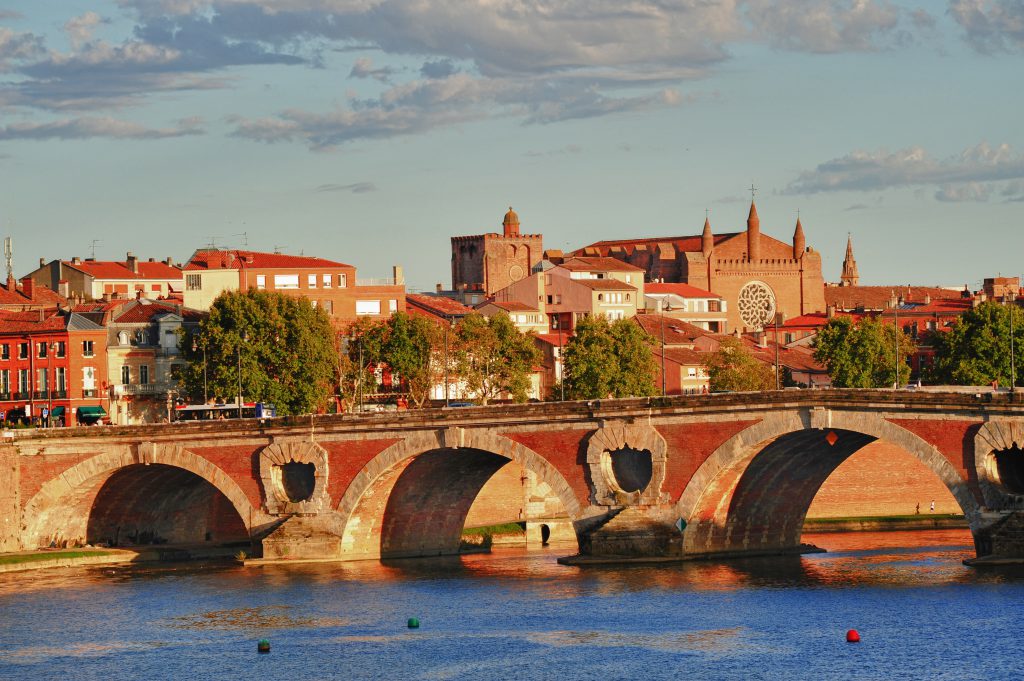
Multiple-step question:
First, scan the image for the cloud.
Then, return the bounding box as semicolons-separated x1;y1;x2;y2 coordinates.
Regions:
525;144;583;157
231;73;683;150
0;27;45;68
64;12;108;50
0;115;204;140
949;0;1024;53
744;0;903;53
844;202;870;211
784;143;1024;201
349;57;395;82
315;182;377;194
420;59;458;79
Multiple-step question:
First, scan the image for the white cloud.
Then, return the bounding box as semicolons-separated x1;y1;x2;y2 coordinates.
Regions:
64;12;107;50
0;115;204;140
949;0;1024;53
745;0;902;53
784;142;1024;202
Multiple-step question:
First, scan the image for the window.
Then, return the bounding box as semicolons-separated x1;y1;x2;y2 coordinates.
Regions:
0;369;8;394
121;366;130;385
256;275;266;289
37;368;47;391
186;274;202;291
687;367;697;378
274;274;300;289
339;273;348;288
151;284;161;292
626;275;632;283
310;300;318;308
555;295;562;304
597;294;603;301
545;274;552;285
546;295;553;304
0;344;8;360
135;284;145;292
118;331;129;345
389;299;398;313
18;343;28;359
356;300;381;316
308;274;317;288
55;342;65;358
37;342;47;359
56;367;66;392
82;340;94;357
82;366;96;391
19;369;29;393
140;365;149;385
323;300;333;314
322;274;331;288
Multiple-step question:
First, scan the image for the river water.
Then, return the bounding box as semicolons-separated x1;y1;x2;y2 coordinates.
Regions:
1;529;1022;681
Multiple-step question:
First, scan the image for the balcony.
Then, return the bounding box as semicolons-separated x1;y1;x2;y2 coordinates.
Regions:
112;383;175;397
14;391;29;400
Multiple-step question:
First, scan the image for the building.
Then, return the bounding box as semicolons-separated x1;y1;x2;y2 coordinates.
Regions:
643;282;728;333
545;257;645;330
475;300;548;335
575;202;826;333
0;276;66;311
28;254;183;302
182;249;406;326
73;298;203;425
0;309;108;425
451;207;544;297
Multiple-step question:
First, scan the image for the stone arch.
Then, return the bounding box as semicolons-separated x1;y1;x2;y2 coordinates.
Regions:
676;410;982;557
334;428;584;560
586;422;667;506
974;420;1024;508
259;440;330;515
21;442;268;549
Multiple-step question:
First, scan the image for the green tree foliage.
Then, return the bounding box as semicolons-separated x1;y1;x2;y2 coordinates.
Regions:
702;336;775;392
929;301;1024;387
179;290;338;415
454;313;541;404
380;312;441;407
339;316;387;409
561;316;657;400
813;315;914;388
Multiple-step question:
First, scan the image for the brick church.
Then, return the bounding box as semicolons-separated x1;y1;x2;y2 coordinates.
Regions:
575;201;826;332
451;207;543;297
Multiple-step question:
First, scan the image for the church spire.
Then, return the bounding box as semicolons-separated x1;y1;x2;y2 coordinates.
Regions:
792;213;805;260
701;212;714;257
746;199;761;263
840;233;859;286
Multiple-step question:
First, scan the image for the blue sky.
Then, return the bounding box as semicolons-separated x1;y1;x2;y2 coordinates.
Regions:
1;1;1022;292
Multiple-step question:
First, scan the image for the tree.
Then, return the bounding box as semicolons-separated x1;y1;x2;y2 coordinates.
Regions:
813;315;914;388
339;316;387;410
380;312;441;408
454;313;541;403
703;336;775;392
561;316;657;400
179;290;337;415
929;300;1024;387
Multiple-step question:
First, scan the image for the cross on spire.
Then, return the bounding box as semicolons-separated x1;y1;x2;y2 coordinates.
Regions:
749;183;758;200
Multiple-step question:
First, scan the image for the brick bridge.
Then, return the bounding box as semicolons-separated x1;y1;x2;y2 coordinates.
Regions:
3;390;1024;564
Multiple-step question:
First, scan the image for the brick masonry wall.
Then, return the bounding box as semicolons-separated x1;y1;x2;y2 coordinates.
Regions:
657;420;761;503
807;440;961;517
0;446;19;552
465;462;527;527
321;439;400;507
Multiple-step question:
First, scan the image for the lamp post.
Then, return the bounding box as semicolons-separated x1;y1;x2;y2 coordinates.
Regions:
658;298;667;397
1010;289;1017;393
893;299;900;390
236;331;248;418
46;340;55;427
557;317;565;401
192;338;208;403
444;316;451;407
774;313;782;391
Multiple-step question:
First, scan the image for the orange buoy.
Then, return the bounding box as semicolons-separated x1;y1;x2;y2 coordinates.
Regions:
846;629;860;643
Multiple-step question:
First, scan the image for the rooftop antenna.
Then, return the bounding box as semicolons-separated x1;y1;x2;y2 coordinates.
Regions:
90;239;101;259
233;232;249;247
206;236;220;249
3;237;12;281
273;245;285;254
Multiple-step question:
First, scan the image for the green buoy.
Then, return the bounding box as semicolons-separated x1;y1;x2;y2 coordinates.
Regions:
257;639;271;653
407;618;420;629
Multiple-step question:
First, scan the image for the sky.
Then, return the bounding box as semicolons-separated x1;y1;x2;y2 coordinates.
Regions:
1;1;1022;293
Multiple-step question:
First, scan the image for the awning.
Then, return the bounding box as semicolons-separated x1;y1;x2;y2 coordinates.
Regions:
77;406;107;419
51;406;65;417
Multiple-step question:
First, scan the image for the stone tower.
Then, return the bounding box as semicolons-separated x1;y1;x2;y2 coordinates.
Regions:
746;201;761;262
840;234;859;287
793;216;805;260
451;207;543;296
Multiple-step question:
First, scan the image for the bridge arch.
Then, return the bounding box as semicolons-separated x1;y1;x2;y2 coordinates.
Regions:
676;410;983;557
22;443;266;549
335;428;583;560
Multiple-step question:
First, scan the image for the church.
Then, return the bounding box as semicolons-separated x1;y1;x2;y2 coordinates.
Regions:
574;201;826;333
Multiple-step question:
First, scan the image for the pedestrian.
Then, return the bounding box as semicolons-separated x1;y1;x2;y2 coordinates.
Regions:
915;502;920;515
930;500;935;513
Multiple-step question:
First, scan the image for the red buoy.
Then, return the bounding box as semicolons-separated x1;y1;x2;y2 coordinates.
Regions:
846;629;860;643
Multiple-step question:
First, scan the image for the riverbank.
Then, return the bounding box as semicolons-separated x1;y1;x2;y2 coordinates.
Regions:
0;545;245;574
803;514;966;533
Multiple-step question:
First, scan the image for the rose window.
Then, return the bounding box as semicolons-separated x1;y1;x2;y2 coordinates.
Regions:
738;281;777;329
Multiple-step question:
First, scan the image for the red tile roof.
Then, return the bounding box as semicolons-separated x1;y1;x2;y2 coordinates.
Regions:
633;314;720;345
577;233;739;257
558;256;646;273
482;300;538;312
663;347;707;366
825;285;963;311
66;259;183;281
572;279;638;291
0;309;66;333
535;333;572;347
184;249;351;271
645;282;721;299
113;300;205;323
0;280;66;307
406;293;475;317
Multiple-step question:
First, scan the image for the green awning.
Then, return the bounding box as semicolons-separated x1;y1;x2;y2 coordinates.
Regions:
51;406;65;417
77;406;106;417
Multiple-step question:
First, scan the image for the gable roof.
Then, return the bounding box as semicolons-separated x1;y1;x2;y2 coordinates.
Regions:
480;300;539;313
184;249;351;271
576;233;740;258
64;259;182;281
558;256;645;273
406;293;475;318
633;314;721;345
825;285;962;311
645;282;722;299
572;279;637;291
0;279;66;307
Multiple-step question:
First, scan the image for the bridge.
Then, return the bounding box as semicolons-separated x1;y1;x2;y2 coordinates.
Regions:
3;390;1024;565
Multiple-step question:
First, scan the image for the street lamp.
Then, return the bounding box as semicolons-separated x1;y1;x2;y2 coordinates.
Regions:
236;331;248;418
773;313;782;391
1010;289;1017;393
557;316;565;401
46;341;56;427
658;298;667;397
192;338;208;403
444;316;452;407
893;297;900;390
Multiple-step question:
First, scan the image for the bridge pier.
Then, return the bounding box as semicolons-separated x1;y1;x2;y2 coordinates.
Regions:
966;510;1024;565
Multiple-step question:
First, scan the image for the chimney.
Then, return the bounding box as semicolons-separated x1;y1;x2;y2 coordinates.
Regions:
826;304;836;319
436;283;443;293
165;257;174;267
72;256;82;265
148;257;155;262
20;277;33;299
393;265;405;286
39;257;45;267
59;280;70;298
924;293;931;305
126;252;138;273
758;332;768;349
